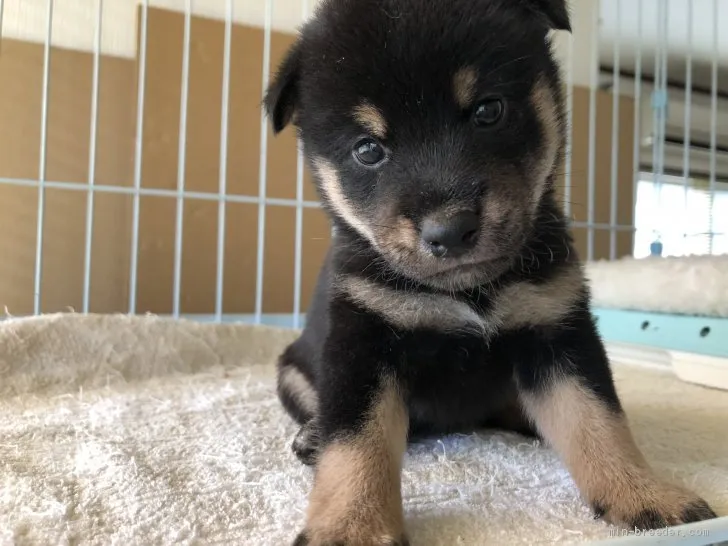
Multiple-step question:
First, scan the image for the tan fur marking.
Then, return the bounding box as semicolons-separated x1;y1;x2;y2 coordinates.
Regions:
481;187;514;226
312;157;379;248
353;102;388;139
530;76;561;209
493;263;585;330
521;377;710;527
279;365;318;416
303;378;408;544
374;215;422;272
391;216;420;251
453;67;478;108
338;275;489;335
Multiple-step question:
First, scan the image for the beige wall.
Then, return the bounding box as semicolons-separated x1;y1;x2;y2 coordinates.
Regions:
0;7;634;316
1;0;316;56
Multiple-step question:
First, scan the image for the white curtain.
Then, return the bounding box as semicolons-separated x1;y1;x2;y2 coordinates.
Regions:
633;174;728;258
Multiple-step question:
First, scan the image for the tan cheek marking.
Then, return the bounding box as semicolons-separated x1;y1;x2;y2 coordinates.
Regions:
453;67;478;109
353;102;388;139
387;216;420;252
482;183;520;227
375;216;418;270
303;378;408;544
278;365;318;417
312;157;378;247
371;205;416;264
520;377;705;527
493;263;585;330
530;76;561;208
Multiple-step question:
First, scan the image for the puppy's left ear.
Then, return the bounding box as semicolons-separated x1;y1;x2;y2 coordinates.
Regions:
522;0;572;32
264;40;303;134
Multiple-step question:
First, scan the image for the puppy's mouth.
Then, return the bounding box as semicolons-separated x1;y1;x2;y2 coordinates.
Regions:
379;245;512;290
426;257;503;275
372;211;521;289
421;256;511;284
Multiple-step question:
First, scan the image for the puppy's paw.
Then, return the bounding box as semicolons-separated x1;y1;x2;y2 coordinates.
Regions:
592;481;717;530
292;422;321;466
293;503;407;546
292;529;409;546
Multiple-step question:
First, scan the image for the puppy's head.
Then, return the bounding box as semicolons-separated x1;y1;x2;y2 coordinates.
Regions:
266;0;570;289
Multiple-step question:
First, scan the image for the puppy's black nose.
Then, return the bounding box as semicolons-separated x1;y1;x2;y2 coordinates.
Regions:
421;211;479;258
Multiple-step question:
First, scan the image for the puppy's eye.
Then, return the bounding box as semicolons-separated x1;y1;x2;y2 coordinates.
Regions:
353;138;386;166
473;98;505;127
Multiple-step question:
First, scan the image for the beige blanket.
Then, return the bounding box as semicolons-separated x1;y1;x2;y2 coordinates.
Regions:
1;314;726;545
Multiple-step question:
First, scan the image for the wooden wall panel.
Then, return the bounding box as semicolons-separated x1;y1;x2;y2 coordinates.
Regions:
0;39;44;181
0;185;37;314
560;87;636;260
0;38;135;315
0;8;331;316
134;7;329;314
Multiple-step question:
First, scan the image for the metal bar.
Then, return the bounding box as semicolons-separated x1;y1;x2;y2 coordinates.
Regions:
682;0;693;222
293;141;305;329
0;177;322;208
650;0;669;253
172;0;193;319
651;0;662;214
708;0;719;254
609;0;621;260
570;222;635;231
658;0;669;191
0;0;5;53
33;0;54;315
215;0;234;323
585;0;600;261
293;0;310;330
82;0;104;314
129;0;149;315
255;0;274;325
563;26;574;219
631;0;642;240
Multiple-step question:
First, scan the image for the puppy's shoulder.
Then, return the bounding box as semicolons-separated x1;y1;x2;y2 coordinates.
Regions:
492;261;588;332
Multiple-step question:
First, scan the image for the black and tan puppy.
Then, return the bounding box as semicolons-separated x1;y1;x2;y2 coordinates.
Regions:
264;0;718;544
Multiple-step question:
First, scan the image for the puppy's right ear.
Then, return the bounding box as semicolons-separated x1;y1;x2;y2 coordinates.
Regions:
522;0;571;32
264;40;303;134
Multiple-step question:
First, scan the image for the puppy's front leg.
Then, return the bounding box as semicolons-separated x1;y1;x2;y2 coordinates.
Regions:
513;323;717;530
294;308;409;546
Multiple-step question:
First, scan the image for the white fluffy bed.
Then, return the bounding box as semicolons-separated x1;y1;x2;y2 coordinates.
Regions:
1;312;727;545
586;255;728;317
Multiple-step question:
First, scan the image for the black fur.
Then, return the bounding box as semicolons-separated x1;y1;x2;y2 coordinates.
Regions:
592;502;607;520
523;0;572;31
680;501;719;524
264;0;717;541
630;509;671;531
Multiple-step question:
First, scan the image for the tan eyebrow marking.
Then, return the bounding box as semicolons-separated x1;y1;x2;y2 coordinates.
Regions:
453;67;478;108
353;102;388;139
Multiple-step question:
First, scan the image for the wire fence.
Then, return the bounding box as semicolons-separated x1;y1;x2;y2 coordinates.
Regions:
0;0;725;324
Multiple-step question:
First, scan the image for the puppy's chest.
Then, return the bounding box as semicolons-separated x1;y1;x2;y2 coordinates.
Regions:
399;330;508;382
400;332;514;421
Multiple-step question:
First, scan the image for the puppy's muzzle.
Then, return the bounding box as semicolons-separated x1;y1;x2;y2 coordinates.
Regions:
420;210;479;258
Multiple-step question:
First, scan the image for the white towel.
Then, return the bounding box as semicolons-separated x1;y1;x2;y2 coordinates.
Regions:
1;314;726;545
